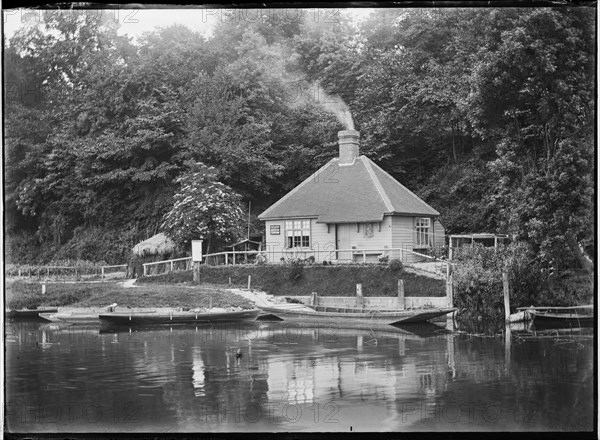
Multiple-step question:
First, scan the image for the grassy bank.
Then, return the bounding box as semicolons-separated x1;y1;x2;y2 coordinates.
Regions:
6;280;255;310
138;265;446;297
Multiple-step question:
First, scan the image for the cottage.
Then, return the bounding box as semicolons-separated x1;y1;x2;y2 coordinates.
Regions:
258;130;445;264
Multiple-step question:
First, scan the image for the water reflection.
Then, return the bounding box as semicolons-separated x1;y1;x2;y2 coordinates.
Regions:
5;320;593;432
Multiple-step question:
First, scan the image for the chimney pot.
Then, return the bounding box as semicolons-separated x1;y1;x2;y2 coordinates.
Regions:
338;130;360;164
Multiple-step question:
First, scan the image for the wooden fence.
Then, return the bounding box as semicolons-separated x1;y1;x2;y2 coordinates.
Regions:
140;247;453;279
142;257;192;276
5;264;128;281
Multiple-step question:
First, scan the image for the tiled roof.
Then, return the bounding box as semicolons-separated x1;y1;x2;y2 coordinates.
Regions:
258;156;439;223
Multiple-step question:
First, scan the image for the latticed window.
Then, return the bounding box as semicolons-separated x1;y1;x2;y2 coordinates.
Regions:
415;218;431;247
285;220;310;248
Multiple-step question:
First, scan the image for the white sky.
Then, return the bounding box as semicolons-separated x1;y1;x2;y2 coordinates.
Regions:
3;8;374;42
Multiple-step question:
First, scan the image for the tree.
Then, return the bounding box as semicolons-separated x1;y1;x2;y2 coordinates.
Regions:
470;8;595;274
161;164;245;252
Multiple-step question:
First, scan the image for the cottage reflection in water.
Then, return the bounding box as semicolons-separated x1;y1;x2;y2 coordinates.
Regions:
5;321;594;432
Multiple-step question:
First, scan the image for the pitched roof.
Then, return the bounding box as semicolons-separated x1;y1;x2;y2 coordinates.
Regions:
259;156;439;223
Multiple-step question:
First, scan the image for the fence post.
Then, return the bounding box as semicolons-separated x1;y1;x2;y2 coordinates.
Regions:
356;283;363;309
143;264;148;277
362;250;366;264
101;267;105;279
233;252;236;265
247;275;252;290
311;292;318;306
170;260;174;272
193;262;200;283
397;280;405;310
503;271;511;323
446;275;453;308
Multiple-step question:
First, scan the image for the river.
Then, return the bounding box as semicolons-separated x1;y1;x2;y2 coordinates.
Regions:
5;319;594;432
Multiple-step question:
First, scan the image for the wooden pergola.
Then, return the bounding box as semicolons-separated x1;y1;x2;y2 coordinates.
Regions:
448;233;510;260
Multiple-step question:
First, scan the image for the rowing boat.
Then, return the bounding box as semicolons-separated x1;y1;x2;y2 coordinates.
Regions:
529;310;594;328
39;311;134;324
258;303;456;328
98;308;260;325
515;305;594;328
8;307;58;318
38;304;131;324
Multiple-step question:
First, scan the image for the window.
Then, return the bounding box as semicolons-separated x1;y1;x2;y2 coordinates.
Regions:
363;223;374;238
285;220;310;248
415;218;431;247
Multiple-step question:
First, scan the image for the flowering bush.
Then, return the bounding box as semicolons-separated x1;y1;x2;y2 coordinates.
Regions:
161;163;245;250
378;254;389;264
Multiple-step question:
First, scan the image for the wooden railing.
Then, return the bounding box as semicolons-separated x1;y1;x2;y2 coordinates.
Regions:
6;264;128;281
139;247;453;278
142;257;192;276
100;264;128;279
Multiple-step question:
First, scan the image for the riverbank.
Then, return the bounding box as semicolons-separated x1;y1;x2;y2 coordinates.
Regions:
137;265;446;297
6;280;256;310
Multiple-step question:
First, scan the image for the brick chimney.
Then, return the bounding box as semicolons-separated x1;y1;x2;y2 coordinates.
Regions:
338;130;360;165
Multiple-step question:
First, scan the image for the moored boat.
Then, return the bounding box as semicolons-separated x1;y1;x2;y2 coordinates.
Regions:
39;312;107;324
99;308;260;325
258;303;456;328
38;303;122;324
516;305;594;329
529;311;594;328
8;307;58;319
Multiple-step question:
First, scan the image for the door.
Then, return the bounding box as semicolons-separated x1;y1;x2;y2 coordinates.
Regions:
336;224;353;262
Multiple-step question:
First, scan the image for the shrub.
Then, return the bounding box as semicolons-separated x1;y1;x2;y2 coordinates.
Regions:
378;254;389;264
452;242;557;320
389;259;403;272
255;253;267;265
288;258;305;282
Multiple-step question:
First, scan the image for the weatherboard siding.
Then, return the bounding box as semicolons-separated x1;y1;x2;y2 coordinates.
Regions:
391;216;416;262
434;219;446;249
310;220;336;262
342;217;393;263
263;220;285;263
263;218;397;264
263;219;336;263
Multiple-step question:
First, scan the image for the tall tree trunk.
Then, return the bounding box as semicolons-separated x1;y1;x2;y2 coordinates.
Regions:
565;232;594;275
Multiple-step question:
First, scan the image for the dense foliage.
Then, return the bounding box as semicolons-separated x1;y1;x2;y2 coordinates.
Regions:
4;7;595;279
453;243;593;320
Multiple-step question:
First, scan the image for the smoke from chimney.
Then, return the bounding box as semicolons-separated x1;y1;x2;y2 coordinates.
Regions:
316;85;355;131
